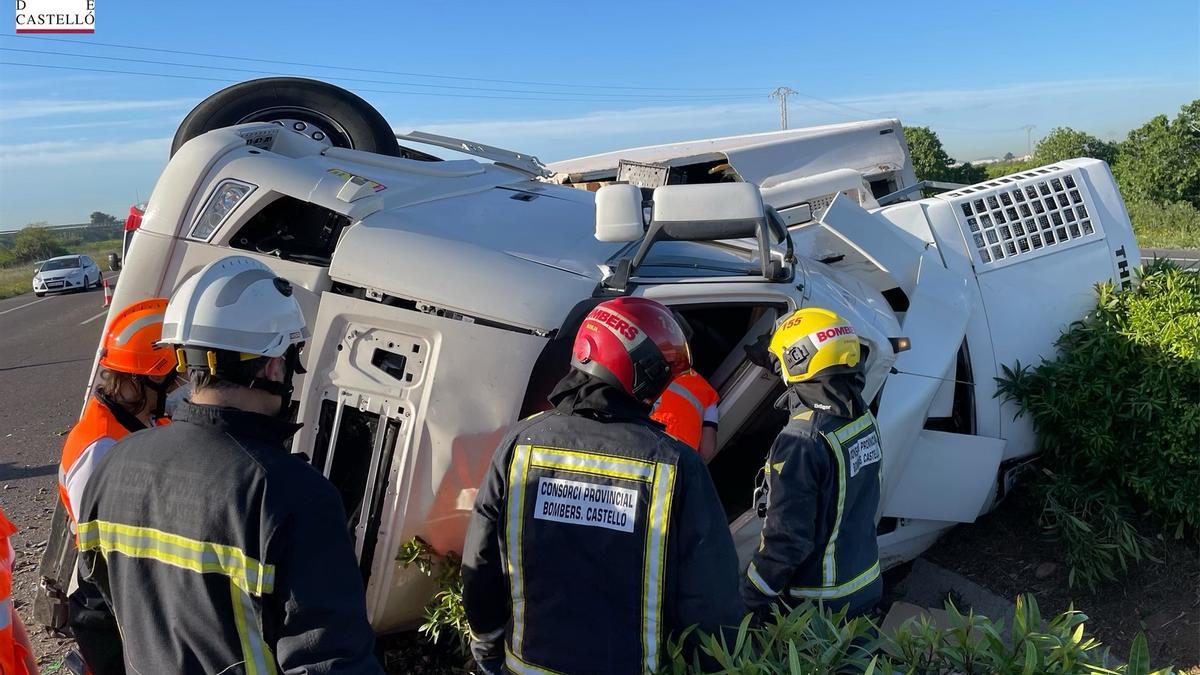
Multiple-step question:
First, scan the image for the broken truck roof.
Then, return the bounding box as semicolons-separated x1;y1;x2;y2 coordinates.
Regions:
547;119;912;188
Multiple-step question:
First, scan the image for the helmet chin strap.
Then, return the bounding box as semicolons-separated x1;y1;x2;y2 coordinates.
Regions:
139;374;172;420
246;344;303;419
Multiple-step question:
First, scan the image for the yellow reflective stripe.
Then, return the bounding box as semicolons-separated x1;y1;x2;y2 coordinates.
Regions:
528;447;655;482
746;562;780;597
506;444;533;655
505;647;567;675
642;462;674;673
230;580;277;675
832;412;874;444
821;434;847;587
788;561;881;600
77;520;274;595
792;409;814;421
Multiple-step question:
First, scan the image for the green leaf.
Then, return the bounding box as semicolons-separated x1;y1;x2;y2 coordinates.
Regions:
1126;633;1151;675
1022;639;1039;675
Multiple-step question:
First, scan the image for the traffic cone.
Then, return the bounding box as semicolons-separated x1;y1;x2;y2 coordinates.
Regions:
102;278;113;307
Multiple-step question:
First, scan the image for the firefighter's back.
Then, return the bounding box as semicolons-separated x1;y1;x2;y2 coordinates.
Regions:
498;406;740;674
75;402;354;674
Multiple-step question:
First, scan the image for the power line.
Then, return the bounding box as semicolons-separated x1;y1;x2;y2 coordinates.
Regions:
2;34;767;93
0;61;762;104
0;46;758;101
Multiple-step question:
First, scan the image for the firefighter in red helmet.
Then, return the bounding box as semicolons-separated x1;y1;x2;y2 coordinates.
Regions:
462;297;743;675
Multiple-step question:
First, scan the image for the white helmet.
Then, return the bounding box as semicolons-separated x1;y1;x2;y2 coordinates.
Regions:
162;255;307;358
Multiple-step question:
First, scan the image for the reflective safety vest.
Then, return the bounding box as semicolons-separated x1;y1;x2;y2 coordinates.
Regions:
1;507;33;675
651;371;719;451
58;395;148;525
461;385;744;675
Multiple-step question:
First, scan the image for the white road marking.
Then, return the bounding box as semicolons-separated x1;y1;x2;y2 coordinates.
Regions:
80;310;109;326
0;298;47;316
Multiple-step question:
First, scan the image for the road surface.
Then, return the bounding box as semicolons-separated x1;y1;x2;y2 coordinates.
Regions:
0;276;117;666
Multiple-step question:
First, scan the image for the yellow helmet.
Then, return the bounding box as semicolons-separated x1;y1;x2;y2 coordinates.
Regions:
769;308;861;384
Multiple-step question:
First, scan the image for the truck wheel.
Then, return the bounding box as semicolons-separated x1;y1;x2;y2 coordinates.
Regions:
171;77;402;157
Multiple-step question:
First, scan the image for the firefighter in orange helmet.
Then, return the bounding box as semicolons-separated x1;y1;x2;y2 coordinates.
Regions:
58;298;178;526
55;298;179;675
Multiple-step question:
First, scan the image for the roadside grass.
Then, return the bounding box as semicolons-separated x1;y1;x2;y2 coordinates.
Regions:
0;238;122;300
1127;199;1200;250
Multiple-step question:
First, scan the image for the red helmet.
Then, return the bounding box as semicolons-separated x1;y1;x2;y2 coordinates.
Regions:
571;297;691;401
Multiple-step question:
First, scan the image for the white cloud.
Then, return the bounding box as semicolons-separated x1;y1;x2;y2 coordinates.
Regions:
0;137;170;167
0;98;194;122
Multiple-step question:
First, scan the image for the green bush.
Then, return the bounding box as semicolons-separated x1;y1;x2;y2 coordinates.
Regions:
1126;199;1200;249
11;224;65;262
666;595;1173;674
986;159;1039;179
997;260;1200;586
904;126;988;186
398;537;1176;673
398;537;470;657
1034;127;1118;166
1112;100;1200;209
1034;469;1157;590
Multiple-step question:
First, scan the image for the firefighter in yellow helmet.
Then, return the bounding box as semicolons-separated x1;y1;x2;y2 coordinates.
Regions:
742;307;883;619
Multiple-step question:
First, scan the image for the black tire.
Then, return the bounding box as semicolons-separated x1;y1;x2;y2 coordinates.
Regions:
35;292;44;297
171;77;402;157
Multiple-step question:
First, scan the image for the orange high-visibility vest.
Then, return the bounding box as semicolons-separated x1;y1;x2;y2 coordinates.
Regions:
58;397;138;525
1;507;33;675
651;371;720;451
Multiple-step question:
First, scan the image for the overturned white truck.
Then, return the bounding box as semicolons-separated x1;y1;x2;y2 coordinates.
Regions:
40;79;1138;633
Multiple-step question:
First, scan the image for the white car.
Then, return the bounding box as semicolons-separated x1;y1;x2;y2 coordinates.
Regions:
36;78;1138;634
32;254;102;297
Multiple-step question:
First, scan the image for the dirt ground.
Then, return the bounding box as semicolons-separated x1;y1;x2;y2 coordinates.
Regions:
925;488;1200;673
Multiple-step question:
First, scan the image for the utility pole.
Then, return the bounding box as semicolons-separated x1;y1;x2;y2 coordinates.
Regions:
769;87;798;130
1020;124;1036;158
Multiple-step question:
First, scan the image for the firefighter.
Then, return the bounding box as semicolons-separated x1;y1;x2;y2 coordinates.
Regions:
1;507;40;675
462;297;743;675
742;308;883;619
58;297;177;526
51;298;177;672
72;256;382;675
651;369;720;462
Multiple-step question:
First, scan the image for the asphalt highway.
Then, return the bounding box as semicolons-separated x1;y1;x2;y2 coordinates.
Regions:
0;274;118;665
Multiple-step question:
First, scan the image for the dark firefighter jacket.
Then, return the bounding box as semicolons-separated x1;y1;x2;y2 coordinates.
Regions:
742;372;883;618
73;401;382;675
462;372;743;675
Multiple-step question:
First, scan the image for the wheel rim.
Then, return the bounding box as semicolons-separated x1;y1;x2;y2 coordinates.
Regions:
234;106;351;149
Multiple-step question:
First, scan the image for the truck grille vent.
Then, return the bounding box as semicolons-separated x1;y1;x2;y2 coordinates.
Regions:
939;166;1102;268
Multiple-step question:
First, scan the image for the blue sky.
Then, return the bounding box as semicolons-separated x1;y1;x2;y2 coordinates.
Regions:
0;0;1196;230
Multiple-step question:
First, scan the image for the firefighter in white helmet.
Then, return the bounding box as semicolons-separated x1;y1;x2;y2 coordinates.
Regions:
72;256;383;675
742;307;884;619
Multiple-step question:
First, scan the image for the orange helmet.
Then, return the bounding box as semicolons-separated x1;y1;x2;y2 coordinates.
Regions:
99;298;175;377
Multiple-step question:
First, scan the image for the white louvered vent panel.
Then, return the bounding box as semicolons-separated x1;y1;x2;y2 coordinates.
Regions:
939;166;1105;270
